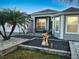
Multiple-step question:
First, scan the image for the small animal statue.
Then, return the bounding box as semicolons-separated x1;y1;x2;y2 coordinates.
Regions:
42;32;49;46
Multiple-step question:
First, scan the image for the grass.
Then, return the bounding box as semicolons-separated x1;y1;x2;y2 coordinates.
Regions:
0;48;70;59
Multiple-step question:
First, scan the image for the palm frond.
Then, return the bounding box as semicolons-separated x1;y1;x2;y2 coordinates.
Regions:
0;8;31;40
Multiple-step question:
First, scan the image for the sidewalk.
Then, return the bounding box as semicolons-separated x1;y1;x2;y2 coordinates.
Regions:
0;37;31;51
69;41;79;59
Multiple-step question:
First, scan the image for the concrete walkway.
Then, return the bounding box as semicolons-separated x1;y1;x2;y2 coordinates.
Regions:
69;41;79;59
0;37;32;51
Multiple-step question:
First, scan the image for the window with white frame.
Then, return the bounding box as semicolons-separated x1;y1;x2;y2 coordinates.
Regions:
55;17;60;32
66;16;78;33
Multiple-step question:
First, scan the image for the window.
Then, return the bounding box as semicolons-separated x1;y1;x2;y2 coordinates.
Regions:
36;18;46;31
55;17;60;32
66;16;78;33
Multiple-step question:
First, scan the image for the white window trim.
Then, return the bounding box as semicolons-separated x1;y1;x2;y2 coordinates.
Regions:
46;17;49;31
55;16;60;33
78;15;79;33
65;15;79;34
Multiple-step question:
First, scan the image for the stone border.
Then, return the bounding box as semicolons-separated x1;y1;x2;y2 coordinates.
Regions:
19;44;70;56
69;41;79;59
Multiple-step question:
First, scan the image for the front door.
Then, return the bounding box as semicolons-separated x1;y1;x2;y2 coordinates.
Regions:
49;17;52;34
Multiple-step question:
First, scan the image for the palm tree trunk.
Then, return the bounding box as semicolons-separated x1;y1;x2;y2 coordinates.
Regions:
0;31;4;38
1;24;9;40
7;23;16;40
2;24;7;38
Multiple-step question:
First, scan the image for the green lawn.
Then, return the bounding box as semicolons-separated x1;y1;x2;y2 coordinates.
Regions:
0;49;70;59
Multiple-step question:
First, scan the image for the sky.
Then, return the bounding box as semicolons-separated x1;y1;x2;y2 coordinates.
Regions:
0;0;78;14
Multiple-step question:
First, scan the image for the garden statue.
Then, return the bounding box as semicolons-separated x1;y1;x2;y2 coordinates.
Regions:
42;31;49;46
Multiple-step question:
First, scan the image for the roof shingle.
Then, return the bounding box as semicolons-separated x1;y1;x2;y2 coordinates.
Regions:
32;9;59;15
62;7;79;12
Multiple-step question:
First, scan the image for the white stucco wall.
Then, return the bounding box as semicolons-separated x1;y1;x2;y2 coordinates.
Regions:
27;20;33;33
52;15;65;39
52;16;60;39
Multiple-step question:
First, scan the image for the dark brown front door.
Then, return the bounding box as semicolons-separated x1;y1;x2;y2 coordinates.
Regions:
49;17;52;34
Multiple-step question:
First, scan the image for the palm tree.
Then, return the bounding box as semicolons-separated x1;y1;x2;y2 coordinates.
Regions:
0;8;31;40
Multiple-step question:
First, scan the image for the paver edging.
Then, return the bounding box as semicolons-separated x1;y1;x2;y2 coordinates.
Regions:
19;44;70;56
69;41;79;59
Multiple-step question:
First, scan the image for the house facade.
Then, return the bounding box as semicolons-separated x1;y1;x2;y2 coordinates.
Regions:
30;7;79;40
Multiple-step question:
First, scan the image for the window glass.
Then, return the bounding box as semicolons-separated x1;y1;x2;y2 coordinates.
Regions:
55;17;60;31
36;18;46;31
66;16;78;32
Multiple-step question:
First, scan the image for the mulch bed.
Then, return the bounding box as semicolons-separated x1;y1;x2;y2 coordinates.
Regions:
22;39;70;51
13;35;70;51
